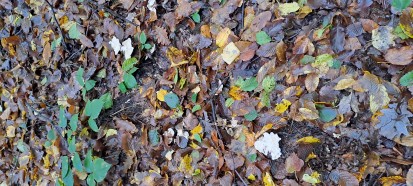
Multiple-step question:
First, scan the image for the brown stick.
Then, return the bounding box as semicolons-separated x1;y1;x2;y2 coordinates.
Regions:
44;0;68;55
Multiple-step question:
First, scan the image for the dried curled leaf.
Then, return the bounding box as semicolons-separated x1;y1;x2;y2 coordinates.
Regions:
154;26;171;45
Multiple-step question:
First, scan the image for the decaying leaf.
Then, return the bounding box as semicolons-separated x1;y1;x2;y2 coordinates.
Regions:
222;42;240;64
278;2;300;16
372;26;395;51
384;46;413;65
285;153;304;173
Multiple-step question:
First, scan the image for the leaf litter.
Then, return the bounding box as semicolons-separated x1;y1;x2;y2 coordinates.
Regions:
1;0;413;185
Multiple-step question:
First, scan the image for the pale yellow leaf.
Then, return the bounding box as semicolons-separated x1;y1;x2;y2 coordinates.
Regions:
278;2;300;16
334;78;356;90
222;42;240;64
216;27;231;48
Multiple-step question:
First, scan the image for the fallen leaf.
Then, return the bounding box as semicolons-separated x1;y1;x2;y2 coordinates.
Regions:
222;42;240;64
263;172;276;186
154;26;171;45
372;26;395;52
156;89;168;101
120;38;134;60
275;99;291;114
384;46;413;65
296;136;321;144
334;78;356;90
278;2;300;16
400;8;413;38
216;27;231;48
285;153;304;173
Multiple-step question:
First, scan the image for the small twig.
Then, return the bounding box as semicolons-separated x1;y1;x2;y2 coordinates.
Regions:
209;98;248;186
109;104;138;117
85;0;139;27
44;0;68;54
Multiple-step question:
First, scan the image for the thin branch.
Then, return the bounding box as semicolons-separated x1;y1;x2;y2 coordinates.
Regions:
44;0;68;55
85;0;140;27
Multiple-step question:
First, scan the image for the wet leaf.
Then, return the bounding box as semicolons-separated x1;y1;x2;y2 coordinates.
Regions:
318;107;337;122
164;92;180;109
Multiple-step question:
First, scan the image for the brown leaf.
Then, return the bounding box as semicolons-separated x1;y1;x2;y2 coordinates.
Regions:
119;0;134;10
360;18;378;33
256;42;276;57
250;11;272;32
305;73;319;92
344;37;362;50
114;117;137;133
338;171;359;186
330;26;345;53
285;153;304;173
79;34;94;48
384;46;413;65
224;153;244;170
276;41;287;63
154;26;171;45
407;165;413;185
292;35;311;54
42;42;51;64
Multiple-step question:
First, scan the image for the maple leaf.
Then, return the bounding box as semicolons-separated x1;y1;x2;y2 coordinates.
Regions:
154;26;171;46
375;103;413;140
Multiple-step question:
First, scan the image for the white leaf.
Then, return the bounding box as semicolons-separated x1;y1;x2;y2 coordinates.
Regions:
120;38;134;60
254;132;282;160
109;36;121;54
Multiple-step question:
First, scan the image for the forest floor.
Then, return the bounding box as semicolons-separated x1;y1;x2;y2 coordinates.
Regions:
1;0;413;185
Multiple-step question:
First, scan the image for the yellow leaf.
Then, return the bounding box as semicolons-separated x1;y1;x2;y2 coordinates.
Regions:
43;154;50;168
380;176;405;186
105;129;118;138
6;125;15;137
400;8;413;38
216;27;231;48
263;172;275;186
369;84;390;113
302;172;321;185
229;86;242;100
334;78;356;90
297;6;312;18
278;2;300;16
191;124;203;135
275;99;291;113
296;136;321;144
179;155;193;175
222;42;240;64
255;124;273;139
167;47;189;67
247;174;256;181
156;89;168;101
305;152;317;162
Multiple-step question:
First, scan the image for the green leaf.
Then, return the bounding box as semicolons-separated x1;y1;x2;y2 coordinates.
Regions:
392;0;411;11
84;150;94;173
261;92;271;107
394;25;409;39
96;69;106;78
174;68;179;83
47;129;56;141
192;104;201;112
85;80;96;91
193;133;202;143
179;78;186;89
86;175;96;186
68;24;80;39
68;136;76;154
148;129;160;146
122;57;138;72
225;98;234;107
61;156;70;178
144;43;152;49
319;107;337;122
262;76;276;92
300;55;315;64
88;118;99;132
240;77;258;91
99;93;113;109
244;110;258;121
256;31;271;45
69;114;78;131
91;158;111;182
123;73;137;89
247;153;257;162
191;93;198;103
51;37;62;51
72;152;83;171
400;71;413;86
76;67;85;87
17;140;28;153
62;167;74;186
164;92;180;109
44;141;52;147
59;107;67;128
139;32;147;44
85;99;104;119
118;82;127;93
191;12;201;23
